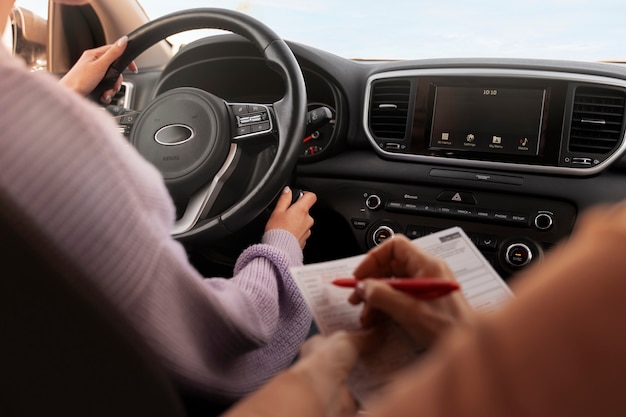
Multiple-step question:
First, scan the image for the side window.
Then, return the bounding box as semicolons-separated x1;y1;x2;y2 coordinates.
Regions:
9;4;48;71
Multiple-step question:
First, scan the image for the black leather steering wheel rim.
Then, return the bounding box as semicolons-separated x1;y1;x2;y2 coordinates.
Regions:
94;8;307;243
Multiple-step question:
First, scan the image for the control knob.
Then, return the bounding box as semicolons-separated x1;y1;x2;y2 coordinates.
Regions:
534;211;554;231
366;194;382;210
371;225;395;246
498;237;543;274
505;243;533;267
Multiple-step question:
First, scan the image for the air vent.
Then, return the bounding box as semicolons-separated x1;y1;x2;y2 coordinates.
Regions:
569;86;626;154
369;79;411;140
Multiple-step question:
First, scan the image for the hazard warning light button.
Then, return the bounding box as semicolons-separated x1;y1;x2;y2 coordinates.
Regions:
436;191;477;205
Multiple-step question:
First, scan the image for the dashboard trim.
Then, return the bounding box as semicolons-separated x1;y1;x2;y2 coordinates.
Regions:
363;68;626;176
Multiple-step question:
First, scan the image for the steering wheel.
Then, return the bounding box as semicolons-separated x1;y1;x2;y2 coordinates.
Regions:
93;8;306;244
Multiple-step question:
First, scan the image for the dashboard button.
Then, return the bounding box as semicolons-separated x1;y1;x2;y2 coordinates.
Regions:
351;218;369;230
436;190;477;204
475;209;493;220
405;225;424;238
477;235;498;250
493;211;511;222
510;213;530;226
384;142;402;150
385;201;403;211
453;207;475;217
417;203;436;213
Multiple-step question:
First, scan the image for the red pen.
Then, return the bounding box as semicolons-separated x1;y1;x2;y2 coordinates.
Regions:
331;277;460;299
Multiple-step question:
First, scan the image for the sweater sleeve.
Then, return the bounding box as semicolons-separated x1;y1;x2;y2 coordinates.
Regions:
0;49;311;401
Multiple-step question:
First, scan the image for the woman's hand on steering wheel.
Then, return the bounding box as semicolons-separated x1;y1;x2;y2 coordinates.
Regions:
59;36;138;104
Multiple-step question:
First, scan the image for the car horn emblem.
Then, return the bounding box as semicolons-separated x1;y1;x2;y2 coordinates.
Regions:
154;124;195;146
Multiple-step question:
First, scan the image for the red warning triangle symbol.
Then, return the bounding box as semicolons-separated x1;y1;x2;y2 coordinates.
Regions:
451;193;462;202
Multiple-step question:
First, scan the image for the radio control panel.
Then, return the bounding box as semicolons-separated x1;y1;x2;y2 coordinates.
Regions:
301;178;576;280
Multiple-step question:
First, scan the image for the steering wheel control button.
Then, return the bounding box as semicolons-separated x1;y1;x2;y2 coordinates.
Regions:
248;104;266;113
436;190;477;205
235;126;252;136
365;194;382;210
232;105;248;115
231;103;273;138
251;122;271;133
115;111;140;137
534;212;554;230
505;243;533;267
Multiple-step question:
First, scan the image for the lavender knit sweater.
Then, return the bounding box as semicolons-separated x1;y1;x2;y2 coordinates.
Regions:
0;46;312;400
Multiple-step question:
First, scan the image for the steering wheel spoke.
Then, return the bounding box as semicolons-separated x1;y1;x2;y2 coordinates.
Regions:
172;144;240;235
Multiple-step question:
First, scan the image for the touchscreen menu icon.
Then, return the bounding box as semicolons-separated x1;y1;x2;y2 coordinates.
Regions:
464;133;477;148
492;136;502;144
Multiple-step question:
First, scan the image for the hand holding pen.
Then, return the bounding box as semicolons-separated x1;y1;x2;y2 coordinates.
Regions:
345;235;475;347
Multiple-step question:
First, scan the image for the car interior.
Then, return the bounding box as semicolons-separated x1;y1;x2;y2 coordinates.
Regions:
5;1;626;415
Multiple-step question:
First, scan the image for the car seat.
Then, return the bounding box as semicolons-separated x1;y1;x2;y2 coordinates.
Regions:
0;187;187;416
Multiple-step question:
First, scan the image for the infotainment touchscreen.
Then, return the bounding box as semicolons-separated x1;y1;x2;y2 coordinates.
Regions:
429;85;546;156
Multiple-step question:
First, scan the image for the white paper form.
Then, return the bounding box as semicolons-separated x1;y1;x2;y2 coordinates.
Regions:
290;227;513;405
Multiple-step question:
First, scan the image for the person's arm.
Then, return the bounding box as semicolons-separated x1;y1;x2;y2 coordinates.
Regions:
58;36;138;103
2;51;316;399
362;202;626;417
221;330;378;417
264;186;316;249
110;179;318;398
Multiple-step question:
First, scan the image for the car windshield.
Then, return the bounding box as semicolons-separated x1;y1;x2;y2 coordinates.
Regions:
15;0;626;62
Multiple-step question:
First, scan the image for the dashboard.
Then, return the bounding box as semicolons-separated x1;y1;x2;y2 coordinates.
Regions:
123;33;626;281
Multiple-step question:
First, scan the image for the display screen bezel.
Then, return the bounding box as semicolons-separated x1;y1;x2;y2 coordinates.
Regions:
408;76;565;166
